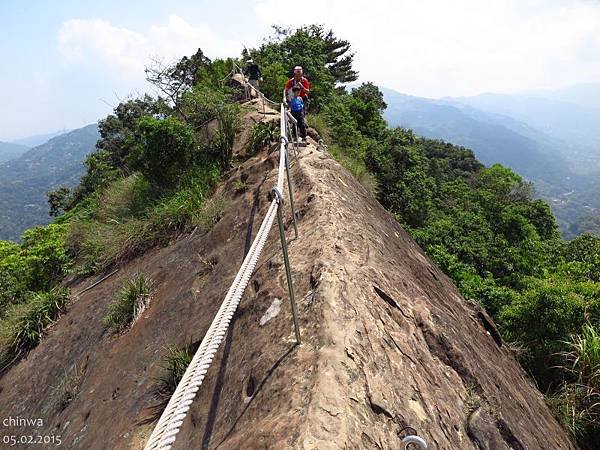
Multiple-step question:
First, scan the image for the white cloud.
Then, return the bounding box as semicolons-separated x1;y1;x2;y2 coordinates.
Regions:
58;16;241;80
254;0;600;97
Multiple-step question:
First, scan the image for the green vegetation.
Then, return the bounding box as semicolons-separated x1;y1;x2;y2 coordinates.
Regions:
248;121;278;155
0;224;70;312
0;288;70;368
0;125;100;242
549;324;600;440
102;274;154;332
0;48;237;368
245;25;358;111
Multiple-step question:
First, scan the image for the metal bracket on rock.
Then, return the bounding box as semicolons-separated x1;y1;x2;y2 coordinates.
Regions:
402;435;428;449
271;186;284;204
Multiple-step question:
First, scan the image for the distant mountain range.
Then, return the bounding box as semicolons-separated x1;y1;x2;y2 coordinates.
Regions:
382;84;600;238
0;125;99;241
0;141;30;163
448;92;600;174
11;129;72;148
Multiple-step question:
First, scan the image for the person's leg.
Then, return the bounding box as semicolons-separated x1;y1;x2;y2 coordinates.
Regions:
249;79;259;97
297;112;307;142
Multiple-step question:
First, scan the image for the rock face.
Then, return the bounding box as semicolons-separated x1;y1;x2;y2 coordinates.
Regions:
0;102;575;449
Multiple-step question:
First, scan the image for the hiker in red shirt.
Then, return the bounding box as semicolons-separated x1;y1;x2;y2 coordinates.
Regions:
283;66;310;112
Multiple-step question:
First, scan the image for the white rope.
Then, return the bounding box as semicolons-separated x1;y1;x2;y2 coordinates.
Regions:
144;80;294;450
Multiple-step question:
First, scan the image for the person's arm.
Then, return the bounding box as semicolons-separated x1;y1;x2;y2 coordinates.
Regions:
302;79;311;93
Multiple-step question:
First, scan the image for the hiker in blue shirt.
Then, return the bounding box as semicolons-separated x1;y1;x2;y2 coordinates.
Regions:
288;85;307;145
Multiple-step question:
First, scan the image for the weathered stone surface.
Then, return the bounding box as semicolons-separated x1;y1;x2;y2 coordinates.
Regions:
0;102;575;450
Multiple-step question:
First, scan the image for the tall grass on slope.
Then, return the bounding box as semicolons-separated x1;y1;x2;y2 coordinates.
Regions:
68;169;226;274
102;274;154;332
306;112;378;195
550;324;600;445
566;324;600;389
329;144;379;195
0;288;70;368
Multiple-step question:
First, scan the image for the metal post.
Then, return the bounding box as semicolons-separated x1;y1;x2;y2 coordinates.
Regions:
287;125;296;160
294;123;300;156
284;148;298;239
274;199;301;344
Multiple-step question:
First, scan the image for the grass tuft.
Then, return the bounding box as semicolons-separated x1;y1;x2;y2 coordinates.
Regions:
565;324;600;390
155;343;196;399
102;274;154;332
247;121;278;156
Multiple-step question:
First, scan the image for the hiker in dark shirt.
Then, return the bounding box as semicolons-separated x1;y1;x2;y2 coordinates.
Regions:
244;59;262;96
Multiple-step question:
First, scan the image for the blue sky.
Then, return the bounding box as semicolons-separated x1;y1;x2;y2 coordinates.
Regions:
2;0;600;140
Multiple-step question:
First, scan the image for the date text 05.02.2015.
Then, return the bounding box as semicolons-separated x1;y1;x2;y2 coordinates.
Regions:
1;434;62;446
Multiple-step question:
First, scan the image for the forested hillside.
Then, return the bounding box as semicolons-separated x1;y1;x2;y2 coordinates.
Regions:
0;25;598;448
383;88;600;238
0;125;98;241
449;91;600;238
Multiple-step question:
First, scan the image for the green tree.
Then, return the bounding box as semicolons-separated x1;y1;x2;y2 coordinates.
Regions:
348;82;387;139
47;186;72;217
130;116;197;189
248;25;357;110
145;48;212;112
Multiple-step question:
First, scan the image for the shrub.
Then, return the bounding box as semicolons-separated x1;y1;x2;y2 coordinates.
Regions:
130;116;197;189
209;104;239;167
20;224;71;292
47;186;72;217
499;276;600;387
0;241;28;310
180;84;232;129
102;274;154;332
255;62;288;103
0;288;70;368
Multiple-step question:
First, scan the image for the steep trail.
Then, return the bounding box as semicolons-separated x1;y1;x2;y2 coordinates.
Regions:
0;100;574;449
